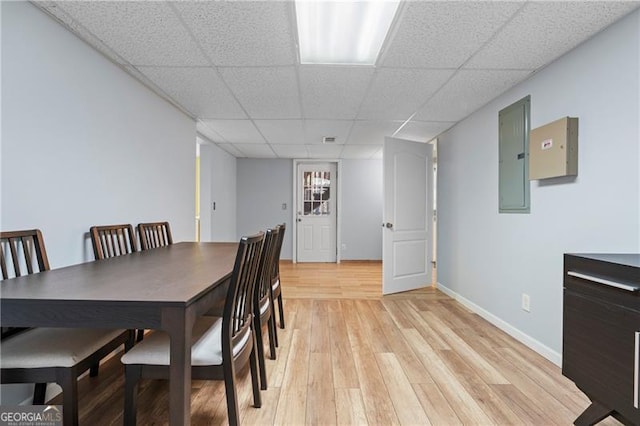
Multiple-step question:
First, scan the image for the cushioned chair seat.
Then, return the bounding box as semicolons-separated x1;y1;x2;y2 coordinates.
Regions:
121;316;250;367
1;328;128;369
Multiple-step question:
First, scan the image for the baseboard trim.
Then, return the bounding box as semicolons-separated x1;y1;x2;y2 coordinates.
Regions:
437;282;562;367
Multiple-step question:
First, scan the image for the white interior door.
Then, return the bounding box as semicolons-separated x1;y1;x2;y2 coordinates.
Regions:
296;162;337;262
383;137;433;294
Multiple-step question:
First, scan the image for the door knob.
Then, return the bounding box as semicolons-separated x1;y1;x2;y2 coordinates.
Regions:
385;222;393;229
297;218;302;222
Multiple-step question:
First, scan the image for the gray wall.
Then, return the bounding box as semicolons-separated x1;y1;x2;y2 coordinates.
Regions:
236;159;293;258
341;159;383;260
437;10;640;362
236;158;383;260
199;141;237;242
1;2;196;402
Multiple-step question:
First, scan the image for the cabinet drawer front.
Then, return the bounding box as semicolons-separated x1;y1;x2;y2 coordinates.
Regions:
563;290;639;422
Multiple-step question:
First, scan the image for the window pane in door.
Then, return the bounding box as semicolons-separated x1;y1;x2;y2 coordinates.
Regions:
302;171;331;216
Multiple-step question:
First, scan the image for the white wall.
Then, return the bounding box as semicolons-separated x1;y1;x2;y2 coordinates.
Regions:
236;158;383;260
341;159;383;260
236;158;293;258
1;2;196;402
199;141;237;242
438;10;640;362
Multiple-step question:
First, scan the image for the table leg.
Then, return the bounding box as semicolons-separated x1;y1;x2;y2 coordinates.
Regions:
163;307;193;426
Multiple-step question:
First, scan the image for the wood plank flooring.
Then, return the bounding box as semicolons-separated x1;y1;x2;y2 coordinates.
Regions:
57;261;619;425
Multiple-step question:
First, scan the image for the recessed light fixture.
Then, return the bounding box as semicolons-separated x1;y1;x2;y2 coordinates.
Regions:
295;0;401;66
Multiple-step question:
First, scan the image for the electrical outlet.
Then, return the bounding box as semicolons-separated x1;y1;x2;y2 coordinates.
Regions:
282;203;287;210
522;293;530;312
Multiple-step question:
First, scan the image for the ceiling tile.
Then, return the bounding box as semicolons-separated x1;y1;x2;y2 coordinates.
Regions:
197;120;226;143
304;120;354;145
382;2;522;68
125;65;194;117
219;67;301;119
173;1;295;66
37;2;129;64
271;144;309;158
199;120;265;144
358;69;455;120
253;120;305;145
215;143;245;158
137;67;246;119
58;2;208;66
234;144;277;158
466;2;639;69
306;144;344;159
371;147;383;160
414;70;532;122
347;121;403;145
394;121;456;143
299;66;375;119
341;145;382;159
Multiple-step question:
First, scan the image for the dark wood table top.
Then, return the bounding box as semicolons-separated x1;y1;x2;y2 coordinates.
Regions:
1;241;239;425
0;242;238;306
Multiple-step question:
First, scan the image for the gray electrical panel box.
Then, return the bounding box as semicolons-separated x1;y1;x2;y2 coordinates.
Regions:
529;117;578;180
499;96;530;214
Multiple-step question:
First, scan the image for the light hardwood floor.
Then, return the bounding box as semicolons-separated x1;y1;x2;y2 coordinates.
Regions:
58;261;616;425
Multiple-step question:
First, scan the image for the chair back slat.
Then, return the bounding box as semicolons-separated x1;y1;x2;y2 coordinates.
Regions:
0;248;7;279
21;237;35;275
256;228;279;309
90;224;137;260
137;222;173;250
224;233;264;351
9;238;21;277
0;229;50;339
272;223;286;284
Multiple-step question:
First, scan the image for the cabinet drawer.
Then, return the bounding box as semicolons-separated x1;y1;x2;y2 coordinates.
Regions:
563;290;640;422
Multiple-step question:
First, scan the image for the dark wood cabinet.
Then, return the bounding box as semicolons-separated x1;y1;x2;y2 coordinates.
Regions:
563;254;640;425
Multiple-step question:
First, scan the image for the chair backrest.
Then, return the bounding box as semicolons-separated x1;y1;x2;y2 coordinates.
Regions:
223;233;264;356
0;229;50;339
89;224;137;260
137;222;173;251
255;227;279;315
272;223;286;283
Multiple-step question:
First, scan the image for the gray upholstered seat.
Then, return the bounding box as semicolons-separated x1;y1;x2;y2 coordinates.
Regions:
120;316;250;367
2;328;130;369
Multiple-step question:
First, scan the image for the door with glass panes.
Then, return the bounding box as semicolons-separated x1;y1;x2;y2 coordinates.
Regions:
296;162;337;262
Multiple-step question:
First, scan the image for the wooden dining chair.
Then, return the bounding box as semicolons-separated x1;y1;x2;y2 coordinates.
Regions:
89;224;137;259
271;223;286;341
121;233;264;426
0;229;134;425
90;223;145;342
253;227;279;390
137;221;172;250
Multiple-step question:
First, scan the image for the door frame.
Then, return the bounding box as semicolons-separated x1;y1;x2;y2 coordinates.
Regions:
292;159;342;264
430;139;438;286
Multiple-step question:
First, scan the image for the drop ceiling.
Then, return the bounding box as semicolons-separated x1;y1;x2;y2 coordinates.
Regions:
36;1;639;159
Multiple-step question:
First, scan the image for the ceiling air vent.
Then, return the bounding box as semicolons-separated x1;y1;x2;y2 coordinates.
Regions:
322;136;337;144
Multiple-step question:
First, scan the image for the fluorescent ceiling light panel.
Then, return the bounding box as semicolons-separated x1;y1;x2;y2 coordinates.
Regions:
295;0;400;65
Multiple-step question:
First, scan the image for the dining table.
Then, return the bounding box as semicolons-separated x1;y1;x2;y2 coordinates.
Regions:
0;241;239;426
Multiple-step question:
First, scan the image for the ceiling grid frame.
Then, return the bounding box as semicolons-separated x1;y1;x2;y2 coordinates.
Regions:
32;0;640;159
